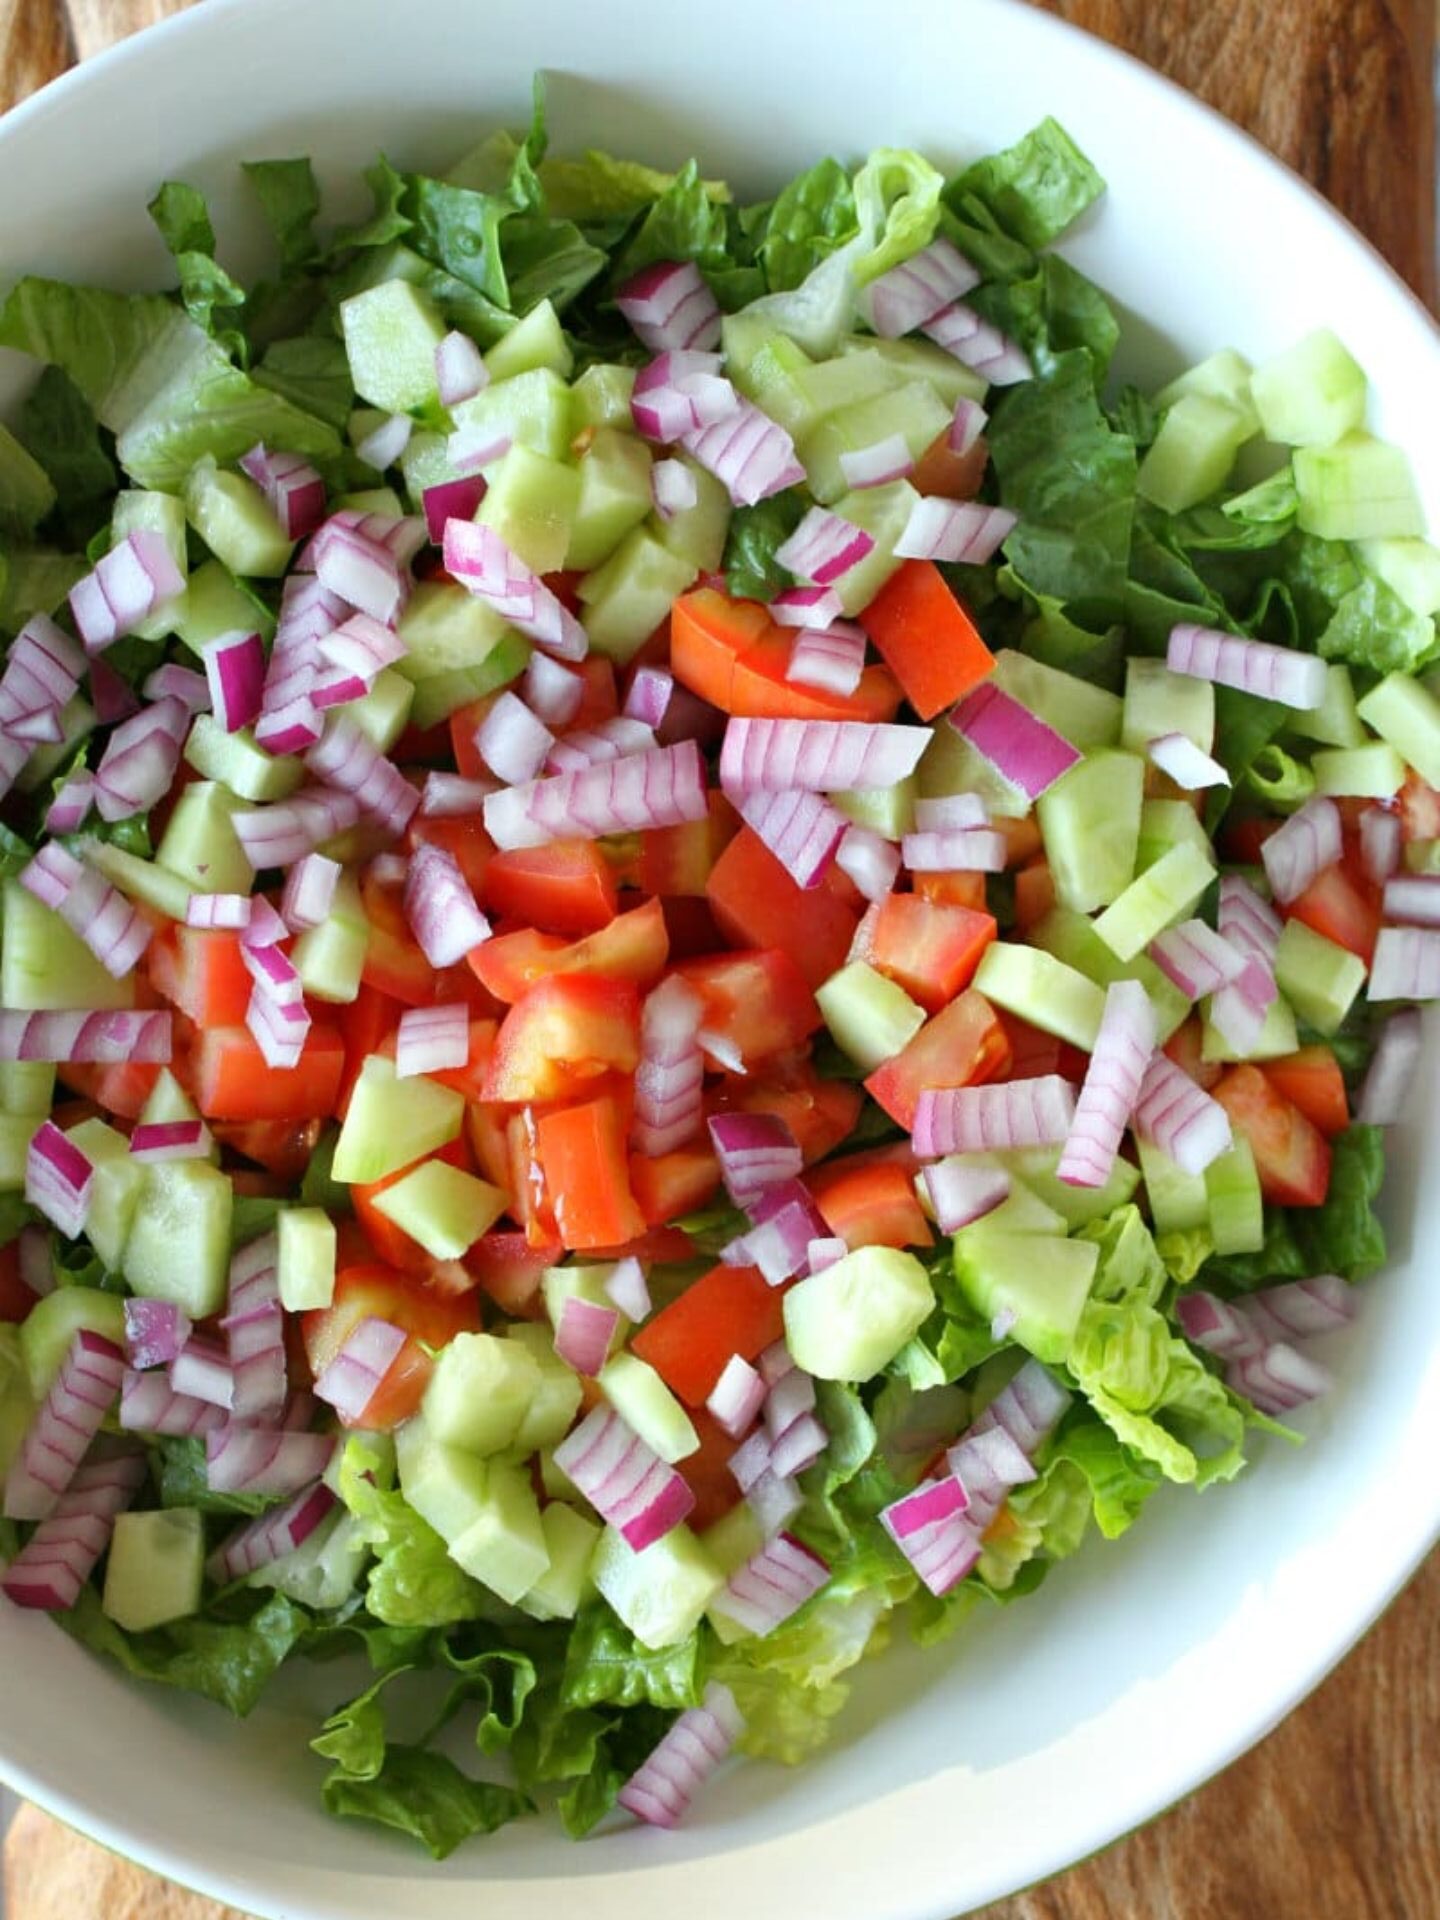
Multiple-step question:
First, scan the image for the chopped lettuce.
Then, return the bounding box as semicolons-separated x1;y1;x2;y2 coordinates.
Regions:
948;116;1105;250
148;181;248;349
559;1606;700;1711
60;1584;312;1717
321;1747;529;1858
335;1434;497;1628
1319;574;1439;676
753;157;858;294
242;157;323;268
721;492;804;601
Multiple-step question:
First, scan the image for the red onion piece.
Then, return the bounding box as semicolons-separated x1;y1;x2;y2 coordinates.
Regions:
45;771;96;835
922;302;1032;384
757;1340;795;1388
313;1316;407;1423
354;412;412;472
719;717;929;797
124;1298;192;1371
706;1354;767;1440
485;741;709;850
552;1404;695;1550
1227;1342;1333;1418
806;1235;847;1271
0;1009;171;1064
922;1154;1011;1232
202;630;266;734
310;520;406;626
93;697;188;822
723;1181;831;1286
119;1367;227;1436
1368;926;1440;1000
169;1336;236;1411
1175;1290;1263;1362
1359;806;1403;885
914;792;989;832
1147;731;1231;790
24;1121;93;1237
785;621;867;697
142;665;210;714
0;615;84;721
6;707;64;744
728;1426;772;1495
85;656;140;725
894;496;1017;564
421;771;496;817
279;851;340;932
19;844;152;978
246;987;310;1070
1167;622;1328;710
1383;875;1440;926
651;457;699;520
205;1425;336;1496
912;1076;1077;1158
633;976;705;1157
4;1331;125;1521
618;1682;743;1830
1357;1008;1424;1123
901;826;1007;872
435;329;489;407
738;788;848;890
1132;1050;1232;1173
708;1112;803;1210
318;612;408;686
1218;873;1281;1001
233;787;363;868
835;825;902;902
68;529;185;656
1;1447;145;1611
395;1002;471;1079
243;897;290;948
447;424;513;474
421;474;488;545
947;1424;1036;1532
206;1480;336;1582
711;1531;829;1637
545;717;657;775
1058;981;1157;1189
774;506;875;588
618;261;723;355
970;1359;1071;1457
129;1119;212;1163
746;1468;803;1537
240;444;327;540
475;690;555;785
763;1366;817;1443
1260;796;1343;905
949;396;988;456
881;1475;982;1595
949;681;1081;801
553;1295;619;1377
680;395;805;506
523;653;585;729
838;432;915;490
403;841;492;967
770;585;844;630
1147;919;1247;1000
1240;1273;1358;1347
305;716;420;839
242;939;304;1007
857;237;980;337
301;509;426;570
603;1256;651;1323
442;520;588;661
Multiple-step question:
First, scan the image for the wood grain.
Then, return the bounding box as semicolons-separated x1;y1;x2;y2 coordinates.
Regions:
1;2;1438;1918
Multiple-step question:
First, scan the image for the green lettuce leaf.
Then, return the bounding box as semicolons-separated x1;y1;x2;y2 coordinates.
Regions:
1079;1204;1168;1308
15;365;116;517
1293;1124;1387;1278
147;181;248;348
320;1746;528;1858
59;1584;310;1717
721;493;803;602
972;254;1119;383
158;1435;277;1515
1046;1412;1164;1539
251;336;356;432
510;1677;674;1837
559;1604;700;1711
312;1666;412;1780
335;1433;497;1628
850;147;945;285
1319;574;1439;676
755;157;858;293
980;1455;1093;1589
242;157;322;268
613;159;733;282
0;547;87;635
0;422;56;530
536;149;730;221
948;117;1105;249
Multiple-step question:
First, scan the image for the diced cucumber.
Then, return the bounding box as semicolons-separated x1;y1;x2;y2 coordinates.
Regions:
591;1522;723;1650
1;881;135;1012
331;1055;464;1185
140;1070;205;1132
0;1327;33;1479
519;1501;600;1621
783;1246;934;1382
1355;672;1440;788
952;1173;1068;1240
833;779;916;840
83;839;191;921
1122;658;1215;754
953;1230;1099;1364
793;348;899;419
827;482;916;614
66;1116;148;1268
184;458;293;578
1312;742;1406;798
1037;750;1145;912
722;317;818;438
1137;1136;1210;1235
337;485;406;518
344;667;416;754
1250;329;1366;447
972;942;1105;1049
373;1160;507;1260
478;443;582;575
277;1206;337;1312
103;1508;204;1633
1153;349;1259;436
505;1321;585;1454
839;332;987;408
340;280;446;412
14;694;94;796
1205;1136;1264;1256
19;1288;127;1399
111;490;188;639
1356;536;1440;617
449;1456;550;1605
486;299;573;381
123;1160;233;1318
0;1061;55;1116
185;713;304;804
572;363;637;434
409;639;532;729
598;1352;698;1464
801;381;950;505
1136;798;1213;875
395;580;528;708
1273;918;1367;1034
291;869;369;1005
400;430;459;511
451;368;575;464
996;1145;1141;1229
700;1502;766;1582
1138;394;1253;513
648;455;732;573
1092;841;1214;961
331;241;431;306
578;528;696;663
1404;838;1440;875
1030;905;1191;1043
1200;992;1298;1062
0;1114;38;1190
564;429;653;572
990;652;1123;753
423;1331;542;1457
918;719;1030;819
541;1265;630;1356
156;780;254;894
1294;432;1425;541
174;559;275;652
395;1417;491;1539
249;1507;369;1611
815;961;926;1072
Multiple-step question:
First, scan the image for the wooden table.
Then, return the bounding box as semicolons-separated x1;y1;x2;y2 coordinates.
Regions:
2;2;1438;1915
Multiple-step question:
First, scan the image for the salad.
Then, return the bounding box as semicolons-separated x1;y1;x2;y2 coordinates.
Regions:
0;87;1434;1856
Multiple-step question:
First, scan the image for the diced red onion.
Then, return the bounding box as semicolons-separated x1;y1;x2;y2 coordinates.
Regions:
757;1339;795;1387
142;663;210;715
949;396;988;456
310;520;406;626
835;825;901;902
305;716;419;838
633;976;705;1157
302;509;426;570
124;1298;192;1371
617;1682;743;1830
709;1531;828;1640
1175;1290;1263;1362
706;1354;767;1439
421;474;488;545
708;1112;803;1210
1383;876;1440;927
947;1424;1036;1532
313;1316;407;1423
523;653;585;729
93;696;188;822
205;1425;336;1496
915;792;989;832
17;1225;54;1301
447;424;513;475
1058;980;1156;1189
1132;1049;1232;1173
546;717;657;775
240;444;327;540
1260;796;1343;905
774;507;875;588
858;237;980;337
278;851;340;932
44;771;95;835
1240;1273;1358;1347
485;741;709;850
922;1154;1011;1232
24;1121;93;1237
901;826;1007;872
0;1447;145;1611
723;1181;831;1286
1148;919;1247;1000
630;351;736;442
1369;926;1440;1000
950;681;1081;800
970;1359;1071;1456
242;939;304;1007
763;1366;816;1443
739;788;848;890
169;1336;236;1411
129;1119;212;1163
207;1480;336;1582
770;585;844;630
68;530;185;656
881;1476;982;1595
246;987;310;1071
554;1295;619;1377
395;1002;470;1079
1360;806;1403;885
719;717;928;797
368;852;409;889
241;897;289;947
1218;873;1281;1011
1227;1341;1333;1418
318;613;408;686
806;1236;847;1271
651;457;699;520
475;690;556;785
1206;983;1268;1057
680;395;805;506
553;1404;695;1550
618;261;723;355
746;1468;803;1537
1147;731;1231;790
354;412;412;472
0;614;84;721
0;1009;171;1064
5;704;64;744
421;771;496;817
923;302;1032;384
119;1367;226;1436
435;329;489;407
839;432;916;490
442;520;588;662
912;1076;1077;1158
4;1331;124;1521
201;629;266;734
894;496;1017;564
19;844;151;977
604;1256;651;1323
728;1426;772;1495
1167;622;1328;711
403;841;492;967
253;694;322;758
1357;1008;1424;1123
623;668;725;750
786;621;867;697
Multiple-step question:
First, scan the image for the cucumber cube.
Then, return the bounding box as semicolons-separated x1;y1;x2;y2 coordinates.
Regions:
449;1457;551;1604
484;299;573;382
1037;750;1145;912
340;279;446;412
1200;992;1298;1063
423;1332;542;1456
972;943;1106;1050
185;713;304;804
0;1329;33;1479
103;1508;204;1633
723;318;817;437
0;1062;55;1116
1153;349;1260;437
1273;918;1366;1034
1136;798;1213;875
591;1522;723;1650
397;580;521;681
801;381;950;505
827;482;916;615
794;349;898;419
343;668;416;754
783;1246;934;1381
1;881;135;1012
408;636;532;729
395;1417;491;1540
952;1231;1099;1364
1312;743;1406;799
564;429;654;572
400;429;461;509
832;779;916;840
1122;658;1215;754
337;485;406;517
292;871;370;1006
1138;394;1253;512
1355;536;1440;617
996;1145;1141;1229
0;1115;39;1191
1250;329;1366;447
1205;1136;1265;1256
156;781;254;895
371;1161;507;1260
139;1069;205;1131
952;1173;1069;1240
699;1501;765;1580
505;1322;585;1453
520;1501;600;1621
841;333;987;409
184;458;293;578
647;454;732;573
277;1206;337;1312
66;1116;147;1269
1030;906;1191;1044
1356;672;1440;788
815;961;926;1073
1137;1136;1210;1235
598;1352;698;1464
572;363;637;434
331;1055;464;1185
1092;841;1215;961
478;443;582;575
451;369;575;465
19;1287;127;1399
84;840;191;922
331;240;431;302
123;1159;233;1318
990;652;1123;753
577;528;696;663
111;490;188;639
174;559;275;652
1294;432;1425;541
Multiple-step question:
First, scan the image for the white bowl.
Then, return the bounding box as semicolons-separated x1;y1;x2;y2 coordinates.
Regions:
2;3;1438;1915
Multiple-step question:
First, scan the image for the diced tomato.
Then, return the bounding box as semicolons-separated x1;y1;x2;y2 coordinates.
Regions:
358;870;435;1006
857;560;995;720
659;896;726;958
1163;1013;1223;1091
992;1011;1088;1084
407;813;493;897
193;1024;345;1123
300;1262;481;1430
336;983;403;1116
147;925;253;1025
535;1095;646;1250
470;898;669;1002
352;1137;473;1274
705;829;860;992
673;948;821;1066
910;430;989;501
997;816;1044;868
483;841;619;936
1221;816;1280;866
463;1230;556;1318
1398;772;1440;842
629;1142;722;1226
630;1261;789;1408
507;1107;560;1246
1286;862;1380;964
670;588;903;723
869;894;997;1013
464;1099;514;1202
482;974;641;1104
55;1058;164;1121
913;870;990;912
566;654;620;731
1013;862;1057;933
449;695;499;781
0;1242;37;1324
211;1117;324;1182
1211;1064;1332;1207
865;987;1011;1129
678;1405;744;1529
1262;1046;1350;1139
808;1154;933;1251
638;792;739;898
710;1061;862;1167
